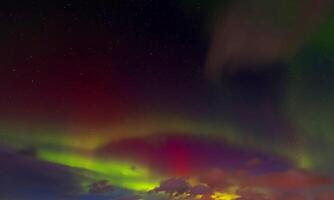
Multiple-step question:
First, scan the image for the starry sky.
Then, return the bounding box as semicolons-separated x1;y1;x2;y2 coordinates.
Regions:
0;0;334;199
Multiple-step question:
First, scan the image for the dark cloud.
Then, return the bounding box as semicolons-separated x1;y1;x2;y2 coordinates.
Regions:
98;134;290;175
0;146;81;199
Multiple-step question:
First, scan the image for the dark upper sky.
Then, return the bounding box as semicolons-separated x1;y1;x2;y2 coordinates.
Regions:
0;0;217;121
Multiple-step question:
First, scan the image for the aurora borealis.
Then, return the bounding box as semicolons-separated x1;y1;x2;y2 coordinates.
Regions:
1;0;334;199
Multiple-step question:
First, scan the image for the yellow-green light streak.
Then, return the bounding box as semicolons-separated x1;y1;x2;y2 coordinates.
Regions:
37;150;162;191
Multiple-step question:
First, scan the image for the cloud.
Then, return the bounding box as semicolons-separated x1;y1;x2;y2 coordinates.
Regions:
205;0;332;81
154;178;191;195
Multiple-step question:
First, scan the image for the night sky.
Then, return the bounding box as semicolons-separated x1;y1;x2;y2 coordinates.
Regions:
0;1;334;199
